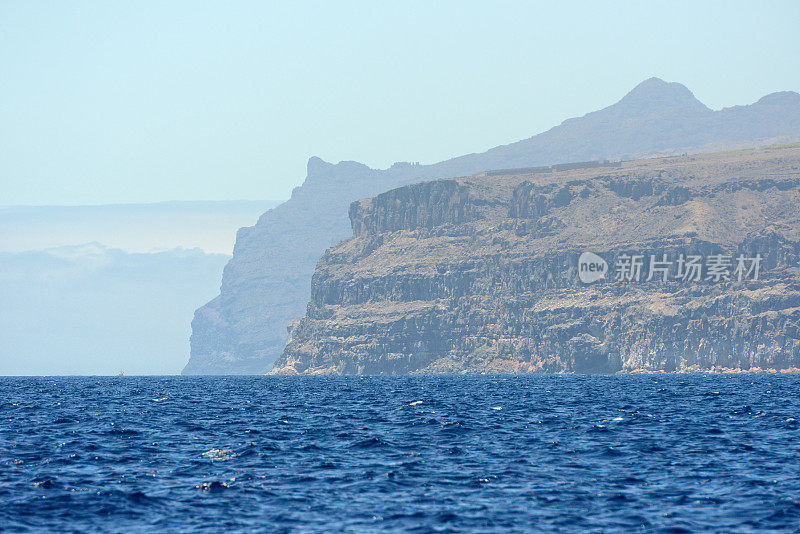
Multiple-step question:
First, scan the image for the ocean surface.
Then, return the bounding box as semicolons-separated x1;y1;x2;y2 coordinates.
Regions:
2;375;800;533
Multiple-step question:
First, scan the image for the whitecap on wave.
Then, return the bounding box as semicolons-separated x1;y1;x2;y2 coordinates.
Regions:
201;449;237;461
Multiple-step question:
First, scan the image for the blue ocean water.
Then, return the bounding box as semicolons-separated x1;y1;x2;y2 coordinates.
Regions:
2;375;800;533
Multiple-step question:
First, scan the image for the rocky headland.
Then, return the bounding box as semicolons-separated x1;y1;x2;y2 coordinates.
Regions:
185;78;800;374
273;146;800;374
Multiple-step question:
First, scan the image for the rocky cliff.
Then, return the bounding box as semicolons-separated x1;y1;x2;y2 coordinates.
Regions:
185;78;800;374
273;146;800;374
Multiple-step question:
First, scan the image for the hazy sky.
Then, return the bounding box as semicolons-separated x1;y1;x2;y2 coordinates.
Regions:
2;1;799;205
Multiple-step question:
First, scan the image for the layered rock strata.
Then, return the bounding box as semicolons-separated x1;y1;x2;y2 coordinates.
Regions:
274;147;800;374
185;78;800;374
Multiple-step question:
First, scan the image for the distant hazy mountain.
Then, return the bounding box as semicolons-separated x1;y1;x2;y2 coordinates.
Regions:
432;78;800;172
185;78;800;375
0;244;229;375
0;200;280;255
0;201;282;375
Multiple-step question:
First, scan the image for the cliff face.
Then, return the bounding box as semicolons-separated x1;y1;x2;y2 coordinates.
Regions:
185;78;800;374
274;147;800;374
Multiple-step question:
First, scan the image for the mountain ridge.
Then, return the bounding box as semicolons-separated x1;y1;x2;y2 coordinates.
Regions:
273;147;800;375
184;78;800;374
298;80;800;183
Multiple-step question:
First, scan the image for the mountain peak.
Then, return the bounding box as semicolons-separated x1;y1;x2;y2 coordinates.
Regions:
756;91;800;106
616;77;709;115
306;156;334;178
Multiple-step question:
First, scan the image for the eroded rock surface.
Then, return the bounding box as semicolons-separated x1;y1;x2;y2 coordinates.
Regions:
274;147;800;374
185;78;800;374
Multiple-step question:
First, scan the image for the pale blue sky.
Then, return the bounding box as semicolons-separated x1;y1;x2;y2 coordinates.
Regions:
2;1;799;205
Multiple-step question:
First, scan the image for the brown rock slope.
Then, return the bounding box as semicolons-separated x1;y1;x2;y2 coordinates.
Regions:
273;146;800;374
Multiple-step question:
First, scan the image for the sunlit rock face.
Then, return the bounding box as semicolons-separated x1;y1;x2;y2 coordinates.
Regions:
185;78;800;375
274;147;800;375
